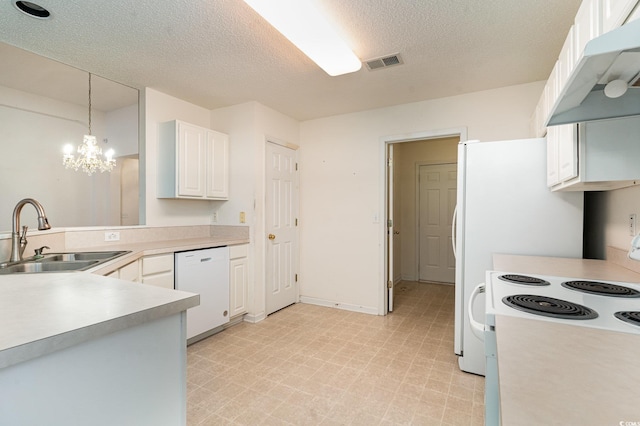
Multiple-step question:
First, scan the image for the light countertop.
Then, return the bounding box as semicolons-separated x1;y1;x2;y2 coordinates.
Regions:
0;234;250;370
86;235;249;275
493;253;640;282
0;273;198;369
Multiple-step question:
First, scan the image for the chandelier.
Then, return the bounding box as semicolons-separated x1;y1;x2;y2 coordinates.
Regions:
63;73;115;175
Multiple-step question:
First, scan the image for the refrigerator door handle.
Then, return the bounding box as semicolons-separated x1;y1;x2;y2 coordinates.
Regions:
451;204;457;259
468;283;486;341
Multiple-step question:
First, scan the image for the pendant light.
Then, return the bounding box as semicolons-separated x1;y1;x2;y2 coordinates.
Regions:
63;73;116;175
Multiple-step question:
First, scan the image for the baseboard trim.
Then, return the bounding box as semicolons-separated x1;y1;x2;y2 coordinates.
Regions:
243;312;266;323
299;296;378;315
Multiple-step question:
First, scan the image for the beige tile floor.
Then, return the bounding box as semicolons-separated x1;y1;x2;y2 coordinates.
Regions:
187;281;485;425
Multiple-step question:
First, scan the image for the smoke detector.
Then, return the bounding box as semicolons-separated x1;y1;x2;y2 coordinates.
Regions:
364;54;403;71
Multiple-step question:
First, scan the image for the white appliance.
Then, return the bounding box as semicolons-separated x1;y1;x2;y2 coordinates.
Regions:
472;272;640;425
454;138;583;376
175;247;230;342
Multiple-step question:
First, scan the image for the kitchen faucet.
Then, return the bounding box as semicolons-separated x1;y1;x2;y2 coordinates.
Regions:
9;198;51;263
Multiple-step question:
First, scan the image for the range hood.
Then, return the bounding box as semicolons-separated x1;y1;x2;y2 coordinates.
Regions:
546;18;640;126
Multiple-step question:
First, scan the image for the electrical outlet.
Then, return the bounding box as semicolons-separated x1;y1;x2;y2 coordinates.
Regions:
239;211;246;223
630;214;637;236
212;211;218;223
104;231;120;242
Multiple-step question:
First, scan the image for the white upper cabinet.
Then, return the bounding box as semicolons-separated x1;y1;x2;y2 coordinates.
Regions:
603;0;639;31
546;124;579;188
158;120;229;200
549;116;640;191
178;122;206;197
205;129;230;199
629;1;640;21
574;0;603;63
557;26;575;91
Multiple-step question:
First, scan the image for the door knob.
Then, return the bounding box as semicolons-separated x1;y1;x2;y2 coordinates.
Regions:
268;234;276;240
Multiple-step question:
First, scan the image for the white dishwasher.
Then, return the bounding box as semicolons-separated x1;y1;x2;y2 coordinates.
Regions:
175;246;229;342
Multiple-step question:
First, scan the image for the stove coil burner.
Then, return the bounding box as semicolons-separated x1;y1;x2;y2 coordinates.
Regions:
561;280;640;297
498;274;550;286
502;294;598;320
614;311;640;328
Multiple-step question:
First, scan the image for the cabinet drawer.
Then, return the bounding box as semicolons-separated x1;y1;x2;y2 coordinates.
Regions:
142;254;174;275
142;273;174;290
229;244;248;259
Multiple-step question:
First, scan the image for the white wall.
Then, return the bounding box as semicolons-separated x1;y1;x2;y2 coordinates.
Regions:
106;103;138;157
599;184;640;252
210;101;299;322
298;81;544;314
0;85;108;231
143;88;215;226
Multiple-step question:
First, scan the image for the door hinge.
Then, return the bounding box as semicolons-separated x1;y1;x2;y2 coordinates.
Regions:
295;273;298;282
387;219;393;228
295;162;298;171
387;157;392;167
295;218;298;226
387;280;393;289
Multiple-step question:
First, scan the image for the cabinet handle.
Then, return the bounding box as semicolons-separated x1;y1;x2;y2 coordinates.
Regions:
268;234;276;240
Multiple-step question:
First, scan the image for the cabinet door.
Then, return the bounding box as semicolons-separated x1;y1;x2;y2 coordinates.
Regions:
629;1;640;22
574;0;602;62
177;122;206;197
557;124;579;181
557;26;575;91
547;126;560;187
119;260;140;282
205;130;229;199
229;257;248;318
602;0;638;31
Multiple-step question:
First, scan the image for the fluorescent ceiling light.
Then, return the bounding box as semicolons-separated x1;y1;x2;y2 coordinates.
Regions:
243;0;362;76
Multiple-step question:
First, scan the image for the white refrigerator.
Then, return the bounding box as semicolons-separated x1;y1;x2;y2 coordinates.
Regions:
454;138;583;376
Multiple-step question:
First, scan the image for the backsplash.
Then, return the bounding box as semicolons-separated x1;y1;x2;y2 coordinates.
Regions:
0;225;249;262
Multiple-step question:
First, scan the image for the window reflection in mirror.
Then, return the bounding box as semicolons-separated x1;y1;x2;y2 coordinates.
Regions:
0;42;139;233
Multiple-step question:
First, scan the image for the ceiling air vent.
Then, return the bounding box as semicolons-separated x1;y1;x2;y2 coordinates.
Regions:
364;54;403;71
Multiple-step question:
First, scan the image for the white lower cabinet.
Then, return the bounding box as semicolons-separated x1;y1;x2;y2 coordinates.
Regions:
141;254;174;289
106;260;140;282
229;244;248;319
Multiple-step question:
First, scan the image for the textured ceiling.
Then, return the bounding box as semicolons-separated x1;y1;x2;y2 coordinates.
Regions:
0;0;582;120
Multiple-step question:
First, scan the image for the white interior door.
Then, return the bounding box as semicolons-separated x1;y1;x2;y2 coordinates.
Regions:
418;163;457;283
266;142;298;315
387;144;394;312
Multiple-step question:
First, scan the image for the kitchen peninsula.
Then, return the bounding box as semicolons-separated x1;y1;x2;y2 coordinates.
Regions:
0;225;250;426
0;272;198;425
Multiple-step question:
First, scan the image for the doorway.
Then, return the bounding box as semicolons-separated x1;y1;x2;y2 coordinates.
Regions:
384;131;463;313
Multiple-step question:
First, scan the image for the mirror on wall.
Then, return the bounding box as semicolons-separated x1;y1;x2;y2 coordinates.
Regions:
0;42;139;234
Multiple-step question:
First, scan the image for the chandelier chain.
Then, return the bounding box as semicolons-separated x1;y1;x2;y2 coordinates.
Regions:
88;73;92;135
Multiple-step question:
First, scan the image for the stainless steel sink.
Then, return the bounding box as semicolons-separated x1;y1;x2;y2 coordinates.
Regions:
0;260;99;274
0;250;130;275
40;251;129;262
